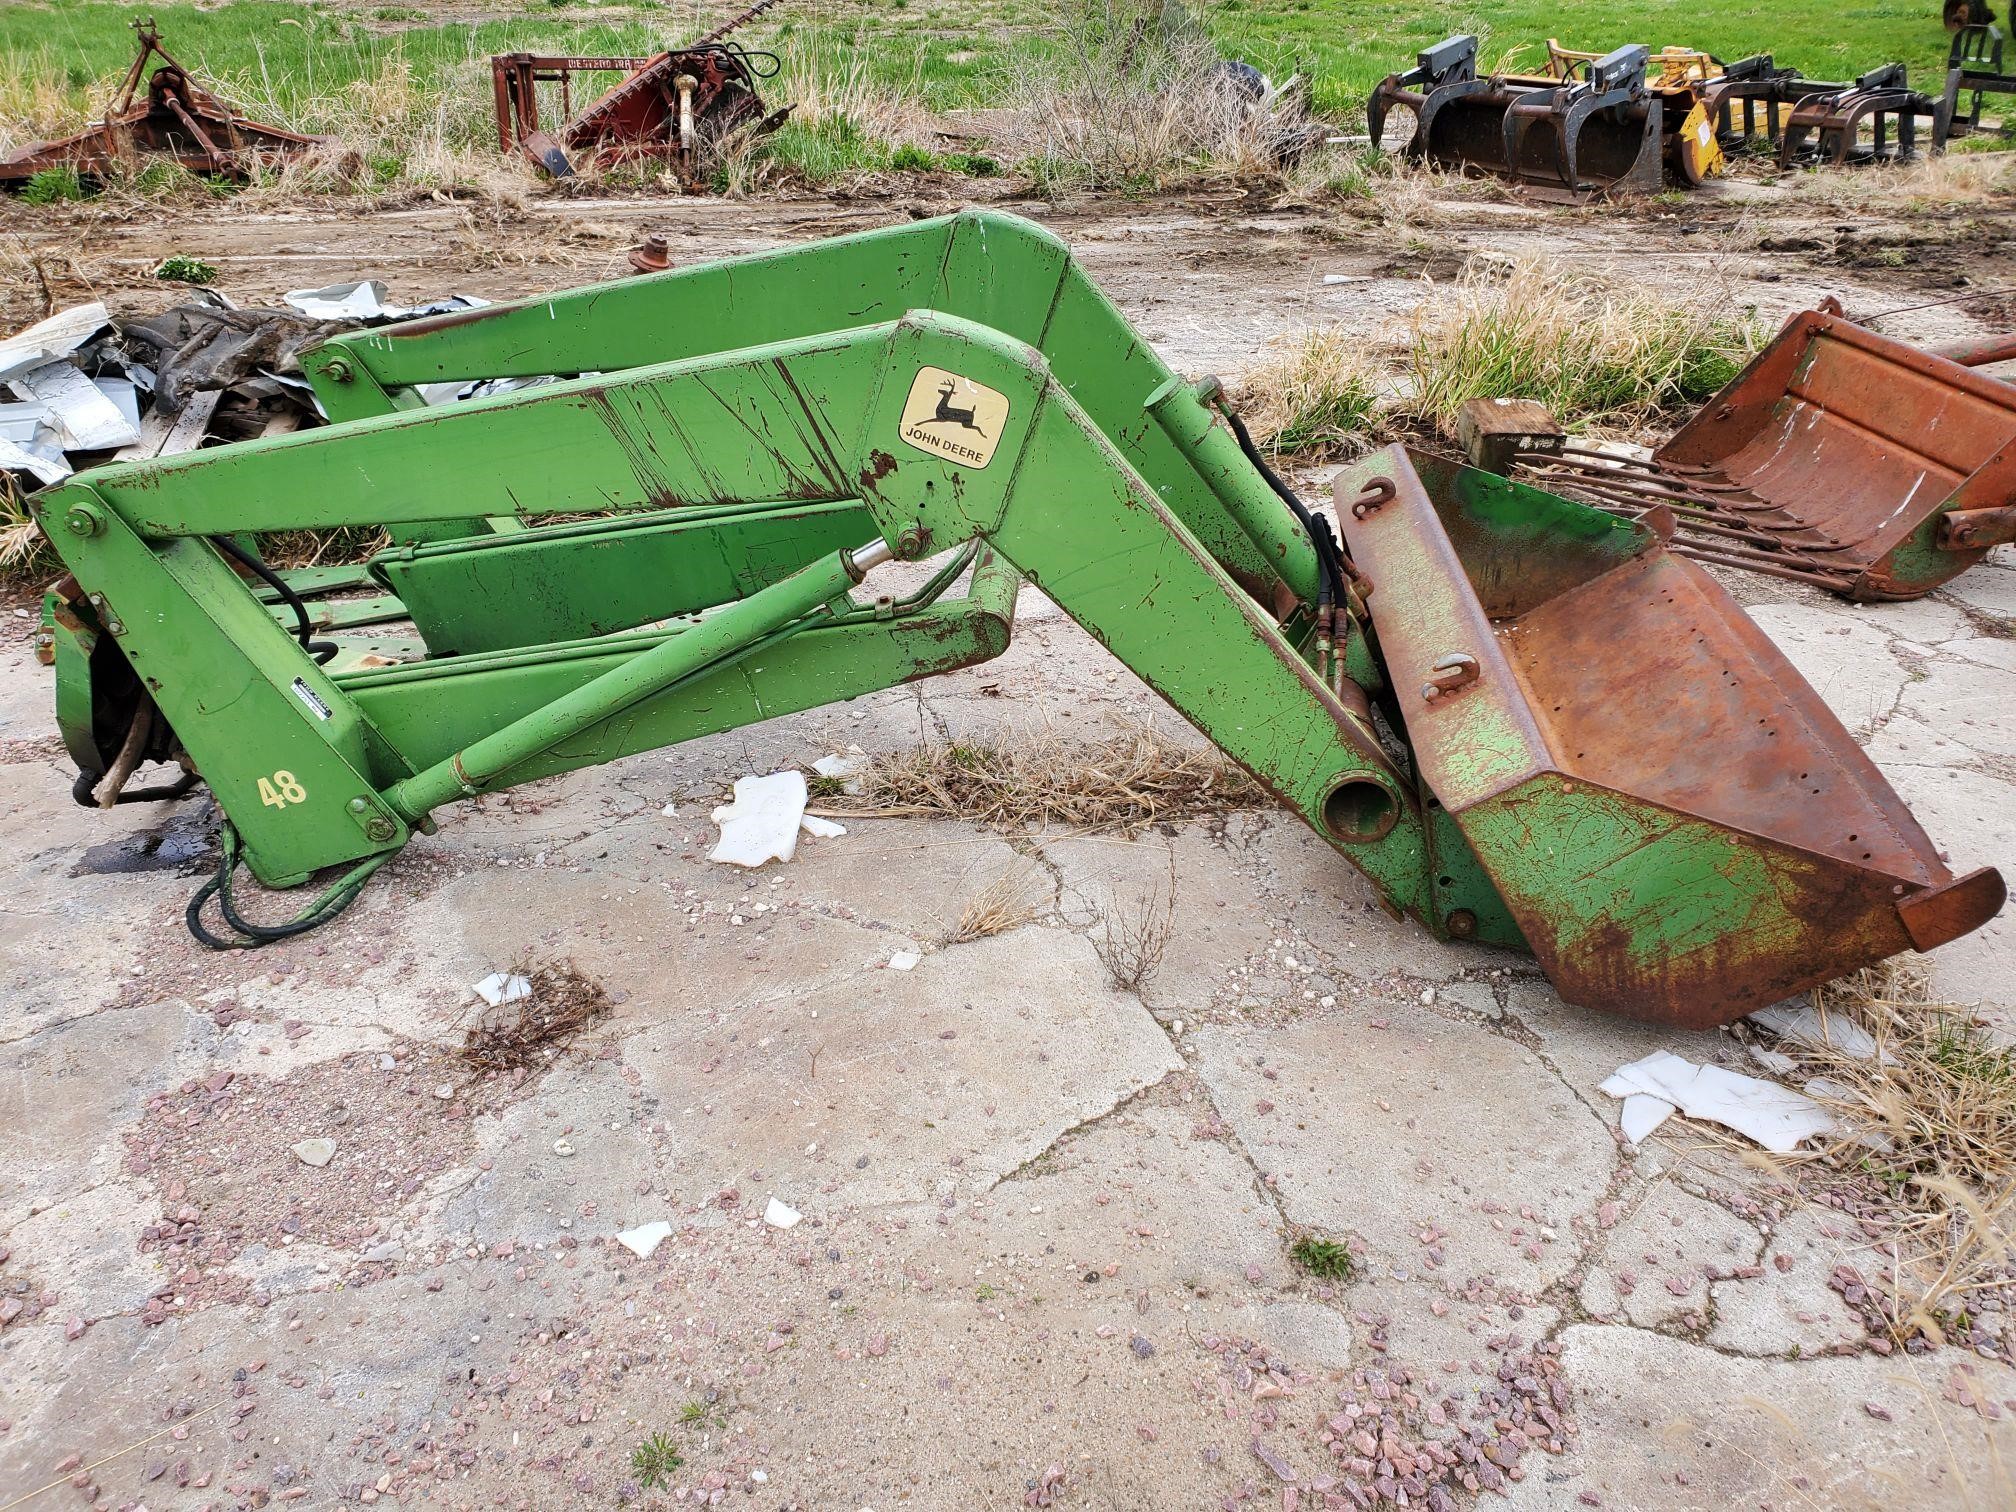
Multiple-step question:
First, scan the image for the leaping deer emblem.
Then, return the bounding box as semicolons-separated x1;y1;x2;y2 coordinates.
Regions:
922;379;988;437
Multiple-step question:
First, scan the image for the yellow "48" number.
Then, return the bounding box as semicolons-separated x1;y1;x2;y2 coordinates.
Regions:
258;770;308;809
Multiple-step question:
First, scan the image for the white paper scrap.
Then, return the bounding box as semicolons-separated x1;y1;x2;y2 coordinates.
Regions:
474;971;532;1007
800;814;847;839
887;950;921;971
709;770;808;867
1745;1043;1799;1077
763;1197;802;1229
1748;1000;1890;1064
1600;1050;1833;1154
1618;1093;1675;1146
811;753;864;778
616;1220;673;1259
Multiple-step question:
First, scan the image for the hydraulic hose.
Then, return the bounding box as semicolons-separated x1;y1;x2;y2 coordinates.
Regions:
208;535;339;665
1216;400;1351;607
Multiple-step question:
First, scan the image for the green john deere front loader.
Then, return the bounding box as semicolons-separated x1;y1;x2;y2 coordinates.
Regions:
30;211;2004;1030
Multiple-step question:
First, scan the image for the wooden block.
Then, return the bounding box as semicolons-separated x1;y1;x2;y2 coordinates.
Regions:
1456;397;1564;476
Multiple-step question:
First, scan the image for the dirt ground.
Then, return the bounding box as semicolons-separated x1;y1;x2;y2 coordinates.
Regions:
2;177;2015;1511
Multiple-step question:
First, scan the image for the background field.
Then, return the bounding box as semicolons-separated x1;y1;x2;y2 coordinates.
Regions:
0;0;1978;147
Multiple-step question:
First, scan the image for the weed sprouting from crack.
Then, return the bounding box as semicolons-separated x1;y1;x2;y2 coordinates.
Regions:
1289;1234;1356;1281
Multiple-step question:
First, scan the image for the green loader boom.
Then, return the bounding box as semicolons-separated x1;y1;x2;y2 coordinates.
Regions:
31;211;2003;1028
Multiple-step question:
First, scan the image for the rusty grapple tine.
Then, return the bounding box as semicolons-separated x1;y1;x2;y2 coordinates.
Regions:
1334;446;2004;1030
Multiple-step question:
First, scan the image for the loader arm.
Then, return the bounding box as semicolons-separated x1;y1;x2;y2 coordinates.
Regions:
297;209;1312;602
36;312;1439;920
31;213;2002;1027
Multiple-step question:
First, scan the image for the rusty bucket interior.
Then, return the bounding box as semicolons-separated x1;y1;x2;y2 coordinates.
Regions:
1515;311;2016;600
1335;448;2004;1028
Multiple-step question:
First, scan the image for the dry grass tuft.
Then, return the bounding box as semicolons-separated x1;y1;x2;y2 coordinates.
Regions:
946;865;1049;944
1398;254;1764;438
1089;877;1175;992
711;38;938;195
994;0;1312;193
0;477;46;582
458;959;613;1076
827;728;1263;833
1785;148;2016;212
1231;327;1386;459
1779;958;2016;1352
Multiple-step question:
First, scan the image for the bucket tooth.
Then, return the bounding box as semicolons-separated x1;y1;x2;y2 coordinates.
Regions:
1336;447;2004;1029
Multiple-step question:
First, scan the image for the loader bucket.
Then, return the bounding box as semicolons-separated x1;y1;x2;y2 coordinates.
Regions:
1516;310;2016;600
1336;448;2004;1029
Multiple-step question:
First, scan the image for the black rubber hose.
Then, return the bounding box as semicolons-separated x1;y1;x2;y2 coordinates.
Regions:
208;535;339;665
1218;403;1348;603
186;824;388;950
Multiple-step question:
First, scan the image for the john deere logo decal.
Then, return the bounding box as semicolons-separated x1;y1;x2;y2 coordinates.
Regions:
899;367;1009;469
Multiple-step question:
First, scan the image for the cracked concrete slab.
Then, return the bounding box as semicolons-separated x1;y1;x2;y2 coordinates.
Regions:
1578;1180;1761;1329
1507;1325;2016;1511
1709;1205;1868;1358
1194;1006;1616;1295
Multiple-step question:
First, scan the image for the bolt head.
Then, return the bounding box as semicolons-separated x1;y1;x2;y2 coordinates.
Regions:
64;505;102;537
1446;909;1478;940
325;358;354;384
363;817;397;843
348;797;369;813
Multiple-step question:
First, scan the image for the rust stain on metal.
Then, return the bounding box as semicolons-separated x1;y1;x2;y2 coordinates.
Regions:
1336;446;2004;1028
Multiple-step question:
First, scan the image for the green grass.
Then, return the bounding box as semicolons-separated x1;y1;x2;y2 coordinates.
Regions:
1289;1234;1355;1280
19;165;84;204
630;1430;683;1491
0;0;1966;136
155;253;218;284
0;1;1996;195
1210;0;1965;116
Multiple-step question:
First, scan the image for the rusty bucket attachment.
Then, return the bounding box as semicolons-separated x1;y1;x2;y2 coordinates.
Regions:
1945;23;2016;139
0;19;326;188
1335;448;2005;1029
1506;310;2016;601
1370;35;1662;201
1778;63;1948;165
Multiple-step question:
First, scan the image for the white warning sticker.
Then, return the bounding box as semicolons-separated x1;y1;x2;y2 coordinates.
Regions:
291;677;334;721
